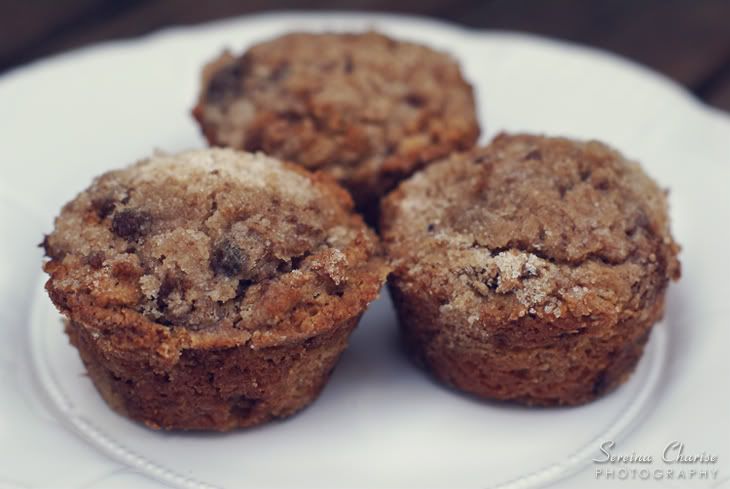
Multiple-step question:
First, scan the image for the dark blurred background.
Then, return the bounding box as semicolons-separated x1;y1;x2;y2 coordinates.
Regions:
2;0;730;111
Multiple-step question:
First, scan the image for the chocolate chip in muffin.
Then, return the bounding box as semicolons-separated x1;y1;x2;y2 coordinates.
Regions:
92;197;117;220
111;209;151;241
156;273;185;312
210;239;247;277
85;251;105;270
205;56;250;104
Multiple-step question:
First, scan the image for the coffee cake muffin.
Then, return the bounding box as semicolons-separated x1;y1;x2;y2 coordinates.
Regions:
192;31;480;219
381;133;680;406
43;148;388;430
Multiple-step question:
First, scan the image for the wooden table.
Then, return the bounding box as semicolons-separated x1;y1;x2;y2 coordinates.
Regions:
3;0;730;111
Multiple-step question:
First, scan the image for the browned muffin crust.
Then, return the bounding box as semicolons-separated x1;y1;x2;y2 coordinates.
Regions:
381;133;680;406
43;148;389;430
192;31;480;218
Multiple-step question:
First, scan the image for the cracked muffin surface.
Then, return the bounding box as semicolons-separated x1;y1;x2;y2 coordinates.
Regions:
43;148;388;430
380;133;680;405
192;31;480;218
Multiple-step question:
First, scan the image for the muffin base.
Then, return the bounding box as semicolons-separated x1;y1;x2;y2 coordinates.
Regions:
65;317;359;431
389;282;664;406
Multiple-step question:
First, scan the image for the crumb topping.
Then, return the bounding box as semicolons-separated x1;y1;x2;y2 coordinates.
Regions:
193;31;480;208
44;148;388;343
382;133;681;327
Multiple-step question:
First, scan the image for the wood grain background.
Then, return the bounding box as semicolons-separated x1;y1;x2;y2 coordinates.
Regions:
2;0;730;111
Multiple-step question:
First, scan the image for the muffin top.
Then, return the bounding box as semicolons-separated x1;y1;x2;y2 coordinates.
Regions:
381;133;680;332
193;31;480;209
44;149;388;348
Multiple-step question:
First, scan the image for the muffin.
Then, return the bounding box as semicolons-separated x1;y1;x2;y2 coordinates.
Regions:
42;148;389;430
381;133;681;406
192;31;480;220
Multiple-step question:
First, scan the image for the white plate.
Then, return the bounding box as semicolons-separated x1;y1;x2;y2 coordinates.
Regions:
1;12;729;489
